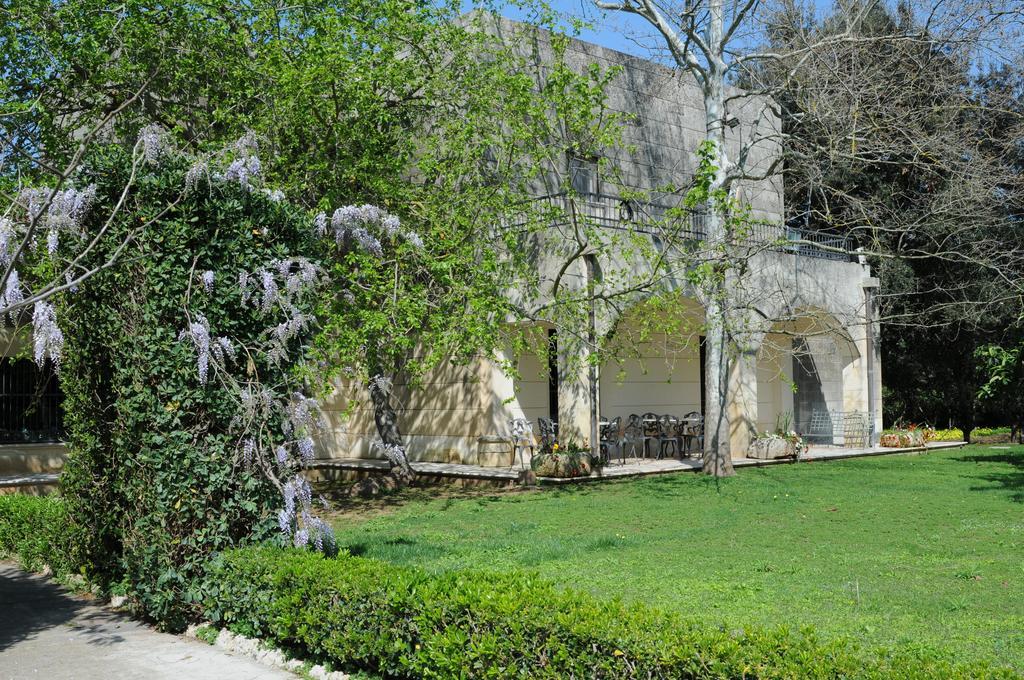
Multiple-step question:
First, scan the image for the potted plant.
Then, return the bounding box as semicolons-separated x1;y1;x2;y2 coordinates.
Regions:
531;440;598;478
749;430;807;460
749;413;807;460
880;422;929;448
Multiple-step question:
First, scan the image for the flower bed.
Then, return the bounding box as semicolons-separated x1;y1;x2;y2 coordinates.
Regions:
880;428;927;448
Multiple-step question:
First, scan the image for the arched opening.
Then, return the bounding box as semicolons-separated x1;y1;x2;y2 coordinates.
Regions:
599;295;706;427
756;309;861;445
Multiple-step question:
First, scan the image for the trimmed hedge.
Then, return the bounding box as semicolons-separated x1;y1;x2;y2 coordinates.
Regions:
204;547;1018;679
0;495;78;575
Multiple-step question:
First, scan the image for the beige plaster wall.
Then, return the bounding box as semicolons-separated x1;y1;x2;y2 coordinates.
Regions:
600;335;702;420
756;333;796;433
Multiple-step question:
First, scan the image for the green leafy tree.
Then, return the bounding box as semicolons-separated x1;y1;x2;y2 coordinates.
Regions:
976;342;1024;443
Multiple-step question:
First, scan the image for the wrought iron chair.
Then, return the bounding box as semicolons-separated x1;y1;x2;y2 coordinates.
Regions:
639;412;662;459
537;417;558;452
599;416;624;464
676;411;702;457
508;418;535;469
623;414;645;459
687;415;705;456
656;414;681;459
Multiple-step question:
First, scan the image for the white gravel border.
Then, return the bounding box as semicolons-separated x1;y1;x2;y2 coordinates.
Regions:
186;624;350;679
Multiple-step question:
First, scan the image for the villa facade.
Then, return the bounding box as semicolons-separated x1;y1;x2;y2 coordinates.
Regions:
315;19;883;467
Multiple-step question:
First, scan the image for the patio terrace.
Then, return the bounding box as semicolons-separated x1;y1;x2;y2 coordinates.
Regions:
307;441;967;486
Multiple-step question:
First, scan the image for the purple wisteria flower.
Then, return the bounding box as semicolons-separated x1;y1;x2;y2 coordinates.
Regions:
297;437;315;463
32;301;64;368
405;231;424;249
277;475;334;550
380;214;401;238
178;314;211;384
324;203;422;254
19;185;97;258
184;160;208;193
1;269;23;314
224;132;262;192
283;392;321;436
201;270;215;293
0;218;14;267
242;438;256;464
138;124;167;165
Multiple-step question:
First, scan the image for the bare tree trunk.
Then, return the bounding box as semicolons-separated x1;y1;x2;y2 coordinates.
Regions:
367;373;416;486
700;0;735;476
703;292;735;476
586;254;600;460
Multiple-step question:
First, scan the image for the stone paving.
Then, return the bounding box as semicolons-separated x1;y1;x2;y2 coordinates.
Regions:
310;441;967;484
0;563;292;680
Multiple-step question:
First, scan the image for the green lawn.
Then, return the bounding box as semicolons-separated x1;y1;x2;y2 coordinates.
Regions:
330;445;1024;669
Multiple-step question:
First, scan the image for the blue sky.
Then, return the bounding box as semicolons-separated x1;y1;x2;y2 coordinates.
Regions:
465;1;852;62
465;0;661;57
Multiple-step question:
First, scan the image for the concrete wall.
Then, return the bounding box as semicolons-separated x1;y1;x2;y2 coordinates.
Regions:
756;333;795;433
484;14;783;224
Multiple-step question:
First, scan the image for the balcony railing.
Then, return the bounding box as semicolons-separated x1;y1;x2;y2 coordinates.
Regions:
533;192;853;262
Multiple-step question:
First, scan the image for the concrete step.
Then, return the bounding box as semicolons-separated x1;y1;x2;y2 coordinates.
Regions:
0;472;59;495
0;443;67;475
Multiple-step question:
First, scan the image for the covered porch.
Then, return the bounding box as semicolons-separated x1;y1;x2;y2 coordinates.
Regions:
494;293;879;467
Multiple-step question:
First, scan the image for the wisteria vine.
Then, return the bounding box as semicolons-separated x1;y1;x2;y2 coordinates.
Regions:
10;123;424;553
175;131;423;551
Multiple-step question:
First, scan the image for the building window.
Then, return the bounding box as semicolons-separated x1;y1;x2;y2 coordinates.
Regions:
0;358;64;444
569;156;599;196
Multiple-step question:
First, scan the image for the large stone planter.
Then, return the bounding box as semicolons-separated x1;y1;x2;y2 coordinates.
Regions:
531;452;592;478
748;438;797;460
880;430;925;448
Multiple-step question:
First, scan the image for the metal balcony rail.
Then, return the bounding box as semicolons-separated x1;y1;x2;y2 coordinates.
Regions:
529;192;853;262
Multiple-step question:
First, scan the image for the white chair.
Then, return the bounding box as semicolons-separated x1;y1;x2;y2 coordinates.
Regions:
508;418;535;470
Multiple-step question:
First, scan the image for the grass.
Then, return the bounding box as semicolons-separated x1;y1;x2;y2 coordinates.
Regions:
329;444;1024;670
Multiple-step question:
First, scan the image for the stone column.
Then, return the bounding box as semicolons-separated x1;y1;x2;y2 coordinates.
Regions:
727;345;759;459
863;278;883;445
557;346;595;449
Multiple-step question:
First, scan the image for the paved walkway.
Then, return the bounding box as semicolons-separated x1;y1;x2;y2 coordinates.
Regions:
0;563;291;680
310;441;967;484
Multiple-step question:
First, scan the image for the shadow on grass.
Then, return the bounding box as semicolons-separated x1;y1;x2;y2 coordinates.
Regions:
342;535;449;563
956;449;1024;503
322;482;539;525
